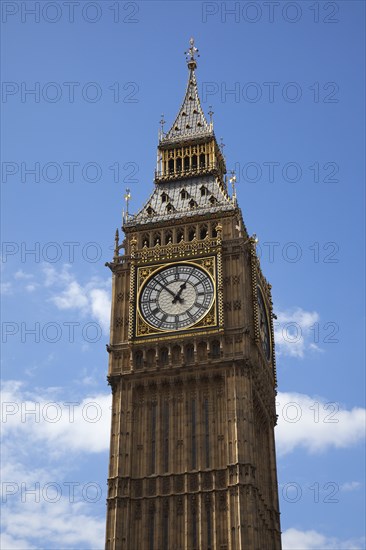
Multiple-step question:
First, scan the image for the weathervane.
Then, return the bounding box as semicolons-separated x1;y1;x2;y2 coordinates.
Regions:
185;37;199;69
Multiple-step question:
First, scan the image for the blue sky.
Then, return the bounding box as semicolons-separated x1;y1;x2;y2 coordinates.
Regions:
1;1;365;548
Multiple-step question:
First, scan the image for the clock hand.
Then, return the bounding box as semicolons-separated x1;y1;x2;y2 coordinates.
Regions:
172;282;186;304
172;268;195;303
156;280;183;303
161;284;176;298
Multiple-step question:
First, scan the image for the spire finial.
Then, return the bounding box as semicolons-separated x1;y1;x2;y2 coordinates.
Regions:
114;228;119;257
230;171;237;204
220;137;225;154
208;106;214;129
124;188;131;220
185;37;199;70
159;113;166;140
160;113;165;132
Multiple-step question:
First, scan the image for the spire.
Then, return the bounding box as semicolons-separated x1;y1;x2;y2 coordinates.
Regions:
162;38;213;144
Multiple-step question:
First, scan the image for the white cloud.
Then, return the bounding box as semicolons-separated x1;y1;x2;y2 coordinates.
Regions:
77;367;100;387
0;532;37;550
3;263;111;332
52;280;89;310
282;528;365;549
274;307;321;358
42;263;72;287
45;265;111;332
276;392;366;456
1;457;105;549
1;497;105;550
1;380;108;548
3;269;39;293
14;270;34;280
1;380;111;456
89;288;111;331
340;481;362;492
80;375;98;386
25;283;38;292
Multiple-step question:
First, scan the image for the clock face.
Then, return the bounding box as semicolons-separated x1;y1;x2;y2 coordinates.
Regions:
257;286;271;360
139;263;215;331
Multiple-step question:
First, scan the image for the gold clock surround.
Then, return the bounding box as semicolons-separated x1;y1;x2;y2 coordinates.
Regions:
135;256;219;338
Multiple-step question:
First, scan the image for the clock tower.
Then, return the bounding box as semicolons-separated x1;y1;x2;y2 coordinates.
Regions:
105;39;282;549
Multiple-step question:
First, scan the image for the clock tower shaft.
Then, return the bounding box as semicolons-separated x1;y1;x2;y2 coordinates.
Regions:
105;39;281;550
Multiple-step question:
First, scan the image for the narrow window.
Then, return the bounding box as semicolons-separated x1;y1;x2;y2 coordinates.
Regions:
207;506;212;549
211;340;220;358
160;347;169;364
204;398;210;468
231;527;236;548
191;399;196;469
162;509;169;550
197;342;206;361
163;400;169;472
135;350;143;368
147;349;156;365
186;343;194;361
149;511;155;550
150;403;157;474
172;345;181;362
168;159;174;173
192;509;197;549
141;233;150;247
184;156;190;171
